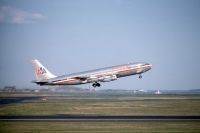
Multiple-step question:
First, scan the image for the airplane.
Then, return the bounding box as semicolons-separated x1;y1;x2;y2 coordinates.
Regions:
155;89;161;95
32;59;152;87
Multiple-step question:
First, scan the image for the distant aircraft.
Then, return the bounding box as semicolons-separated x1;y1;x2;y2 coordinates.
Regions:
155;90;161;94
32;59;152;87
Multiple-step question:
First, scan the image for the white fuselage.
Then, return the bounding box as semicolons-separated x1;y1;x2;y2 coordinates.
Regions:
41;62;152;85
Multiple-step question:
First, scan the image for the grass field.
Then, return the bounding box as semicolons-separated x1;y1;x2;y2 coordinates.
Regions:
0;92;200;116
0;121;200;133
0;92;200;133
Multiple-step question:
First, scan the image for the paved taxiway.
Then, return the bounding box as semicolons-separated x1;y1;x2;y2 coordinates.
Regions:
1;115;200;122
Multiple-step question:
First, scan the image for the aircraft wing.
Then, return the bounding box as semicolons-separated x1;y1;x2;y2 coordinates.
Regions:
73;74;117;83
74;76;88;81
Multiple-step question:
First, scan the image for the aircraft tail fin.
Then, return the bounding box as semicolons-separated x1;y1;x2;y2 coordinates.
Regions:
32;59;56;81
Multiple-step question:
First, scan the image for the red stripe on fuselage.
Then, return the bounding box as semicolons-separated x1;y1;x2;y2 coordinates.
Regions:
52;78;80;84
91;65;149;77
51;64;149;85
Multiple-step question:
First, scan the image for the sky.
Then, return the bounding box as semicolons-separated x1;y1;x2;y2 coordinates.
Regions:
0;0;200;90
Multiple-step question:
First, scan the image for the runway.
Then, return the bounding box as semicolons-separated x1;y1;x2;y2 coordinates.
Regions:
1;115;200;122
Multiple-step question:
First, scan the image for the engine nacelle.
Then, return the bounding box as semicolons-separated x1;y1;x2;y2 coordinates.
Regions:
86;76;99;83
100;75;117;82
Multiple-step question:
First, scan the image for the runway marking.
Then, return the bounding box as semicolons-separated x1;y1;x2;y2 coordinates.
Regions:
1;119;200;122
1;116;200;122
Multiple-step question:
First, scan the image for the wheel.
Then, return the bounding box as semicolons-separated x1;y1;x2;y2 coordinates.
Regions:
97;83;101;87
139;75;142;79
92;83;97;87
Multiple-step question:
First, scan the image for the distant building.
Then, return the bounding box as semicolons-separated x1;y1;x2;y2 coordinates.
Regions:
132;89;147;94
34;89;40;93
3;86;16;92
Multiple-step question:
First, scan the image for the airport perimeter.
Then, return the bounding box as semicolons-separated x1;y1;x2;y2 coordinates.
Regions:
0;91;200;133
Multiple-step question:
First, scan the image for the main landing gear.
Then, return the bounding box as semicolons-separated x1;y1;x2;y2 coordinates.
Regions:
92;82;101;87
139;75;142;79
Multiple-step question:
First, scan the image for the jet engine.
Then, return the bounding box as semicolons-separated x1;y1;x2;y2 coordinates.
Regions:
99;75;117;82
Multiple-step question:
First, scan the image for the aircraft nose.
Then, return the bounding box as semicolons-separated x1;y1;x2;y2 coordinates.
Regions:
145;64;152;69
149;64;153;69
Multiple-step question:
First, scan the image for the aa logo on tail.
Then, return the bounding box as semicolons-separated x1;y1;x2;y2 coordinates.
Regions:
37;67;46;75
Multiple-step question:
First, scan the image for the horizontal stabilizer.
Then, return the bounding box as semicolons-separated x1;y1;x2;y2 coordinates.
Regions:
32;80;48;85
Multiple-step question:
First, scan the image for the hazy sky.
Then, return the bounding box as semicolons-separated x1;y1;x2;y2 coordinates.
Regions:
0;0;200;90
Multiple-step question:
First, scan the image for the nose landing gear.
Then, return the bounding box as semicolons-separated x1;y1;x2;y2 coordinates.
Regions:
139;75;142;79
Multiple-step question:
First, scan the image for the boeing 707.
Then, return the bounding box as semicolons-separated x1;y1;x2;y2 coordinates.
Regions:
32;60;152;87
